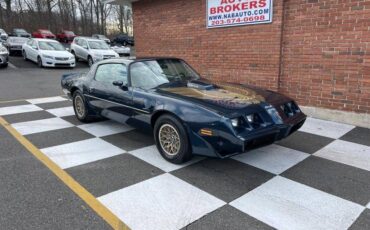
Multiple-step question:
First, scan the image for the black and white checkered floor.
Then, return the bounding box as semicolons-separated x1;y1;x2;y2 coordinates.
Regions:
1;96;369;230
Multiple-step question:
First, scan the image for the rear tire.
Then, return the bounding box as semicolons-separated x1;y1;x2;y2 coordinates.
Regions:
72;90;94;123
154;115;192;164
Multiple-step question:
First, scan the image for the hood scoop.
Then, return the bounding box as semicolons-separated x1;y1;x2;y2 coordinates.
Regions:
187;81;215;90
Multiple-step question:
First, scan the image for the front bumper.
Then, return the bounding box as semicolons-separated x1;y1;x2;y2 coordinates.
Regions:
191;112;306;158
9;45;23;51
0;53;9;65
42;58;75;68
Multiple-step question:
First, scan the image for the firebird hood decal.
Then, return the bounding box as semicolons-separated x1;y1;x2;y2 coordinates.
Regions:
160;82;265;109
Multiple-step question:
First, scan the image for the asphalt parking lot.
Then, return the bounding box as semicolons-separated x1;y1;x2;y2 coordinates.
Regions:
0;57;370;230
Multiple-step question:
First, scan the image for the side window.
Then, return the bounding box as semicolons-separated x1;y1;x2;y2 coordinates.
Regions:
95;64;128;85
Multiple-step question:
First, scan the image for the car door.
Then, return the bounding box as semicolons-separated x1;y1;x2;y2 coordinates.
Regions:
74;39;83;59
79;39;89;61
28;40;39;62
87;63;134;123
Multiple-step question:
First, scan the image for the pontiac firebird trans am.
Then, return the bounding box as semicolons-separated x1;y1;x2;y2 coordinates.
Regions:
61;58;306;164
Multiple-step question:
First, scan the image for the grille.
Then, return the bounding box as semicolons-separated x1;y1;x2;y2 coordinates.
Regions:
103;55;116;59
245;133;277;151
55;63;71;67
55;57;69;61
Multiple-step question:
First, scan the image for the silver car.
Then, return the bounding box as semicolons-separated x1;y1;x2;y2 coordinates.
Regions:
4;36;29;55
0;43;9;67
0;28;8;41
70;37;119;67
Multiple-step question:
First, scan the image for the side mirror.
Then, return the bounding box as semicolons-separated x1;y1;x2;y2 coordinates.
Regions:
32;46;38;50
113;81;128;90
83;45;88;49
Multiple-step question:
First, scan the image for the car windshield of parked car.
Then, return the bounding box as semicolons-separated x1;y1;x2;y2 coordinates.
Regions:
40;30;52;34
15;29;26;33
88;41;109;50
0;29;5;33
38;41;65;51
130;59;200;90
65;31;75;35
98;35;107;39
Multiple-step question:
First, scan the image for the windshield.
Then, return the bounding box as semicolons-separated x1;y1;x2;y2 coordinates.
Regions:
98;35;107;39
0;29;4;33
88;41;110;50
130;59;200;90
65;31;75;35
40;30;52;34
39;41;65;51
15;29;26;33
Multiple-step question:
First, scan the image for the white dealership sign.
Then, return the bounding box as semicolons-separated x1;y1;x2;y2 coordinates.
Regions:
207;0;273;28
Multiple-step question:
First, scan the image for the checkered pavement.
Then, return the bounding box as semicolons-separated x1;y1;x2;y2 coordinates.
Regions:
1;96;369;230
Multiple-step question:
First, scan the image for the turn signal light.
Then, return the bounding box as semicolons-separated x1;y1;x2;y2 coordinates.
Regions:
200;129;213;136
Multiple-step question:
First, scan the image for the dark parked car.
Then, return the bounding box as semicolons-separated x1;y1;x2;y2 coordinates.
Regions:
112;34;134;46
92;34;111;45
61;58;306;164
11;28;31;38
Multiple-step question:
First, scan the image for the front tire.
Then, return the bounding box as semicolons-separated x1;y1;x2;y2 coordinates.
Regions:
71;50;79;62
87;56;94;67
37;56;43;68
72;90;94;123
154;115;192;164
22;50;28;61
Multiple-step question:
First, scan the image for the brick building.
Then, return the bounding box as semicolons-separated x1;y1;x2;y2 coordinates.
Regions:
105;0;370;125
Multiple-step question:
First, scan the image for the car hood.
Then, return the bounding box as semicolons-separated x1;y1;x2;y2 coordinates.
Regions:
90;49;117;56
8;37;29;45
111;46;130;52
40;50;74;58
156;80;291;115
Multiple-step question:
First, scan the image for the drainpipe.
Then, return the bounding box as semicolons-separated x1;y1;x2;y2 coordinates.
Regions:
277;0;286;92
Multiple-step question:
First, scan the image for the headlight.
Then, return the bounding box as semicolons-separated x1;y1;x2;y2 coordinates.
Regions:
69;56;75;60
0;46;7;53
266;106;283;124
42;54;54;59
246;115;254;123
231;118;240;127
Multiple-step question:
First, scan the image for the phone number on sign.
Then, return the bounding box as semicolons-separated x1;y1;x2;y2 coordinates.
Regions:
211;15;266;26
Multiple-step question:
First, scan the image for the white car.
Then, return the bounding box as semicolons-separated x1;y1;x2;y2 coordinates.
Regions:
71;37;119;67
111;44;130;57
22;38;75;68
4;36;29;55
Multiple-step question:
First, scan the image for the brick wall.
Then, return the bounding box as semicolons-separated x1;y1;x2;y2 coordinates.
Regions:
133;0;370;114
280;0;370;113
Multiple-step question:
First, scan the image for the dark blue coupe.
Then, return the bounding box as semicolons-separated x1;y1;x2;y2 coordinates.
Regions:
61;58;306;164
